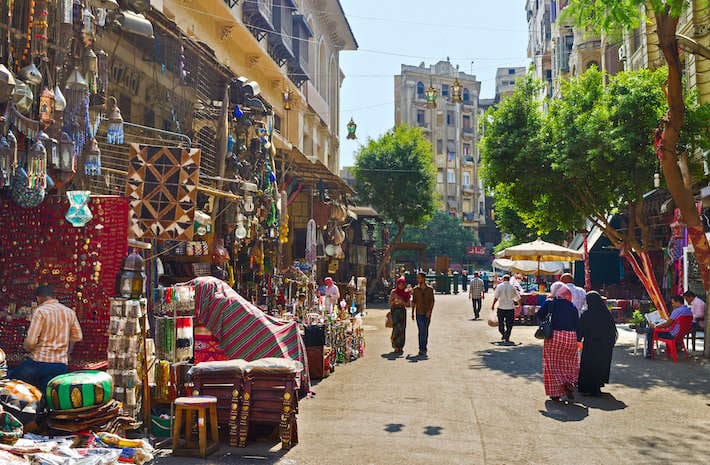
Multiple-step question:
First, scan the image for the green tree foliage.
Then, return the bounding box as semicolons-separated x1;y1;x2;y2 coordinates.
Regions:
398;211;475;262
353;125;437;242
481;67;668;243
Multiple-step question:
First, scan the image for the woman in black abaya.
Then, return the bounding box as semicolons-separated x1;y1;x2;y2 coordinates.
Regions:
578;291;618;396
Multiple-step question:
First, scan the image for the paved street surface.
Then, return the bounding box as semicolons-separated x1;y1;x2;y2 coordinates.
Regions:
158;291;710;465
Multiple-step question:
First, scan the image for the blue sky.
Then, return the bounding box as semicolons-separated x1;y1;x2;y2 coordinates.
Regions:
337;1;529;168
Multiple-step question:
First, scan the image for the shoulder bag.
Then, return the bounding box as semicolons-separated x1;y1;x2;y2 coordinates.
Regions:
535;306;554;339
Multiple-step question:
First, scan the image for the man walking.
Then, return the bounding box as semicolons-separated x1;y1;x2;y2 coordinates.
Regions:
412;272;435;356
10;285;83;391
461;270;468;293
469;272;485;319
492;275;520;343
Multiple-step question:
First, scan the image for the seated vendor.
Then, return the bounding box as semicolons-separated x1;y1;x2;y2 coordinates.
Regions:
9;285;83;391
645;295;692;358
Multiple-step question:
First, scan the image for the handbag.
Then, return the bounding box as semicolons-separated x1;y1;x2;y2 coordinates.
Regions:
385;311;393;328
535;311;553;339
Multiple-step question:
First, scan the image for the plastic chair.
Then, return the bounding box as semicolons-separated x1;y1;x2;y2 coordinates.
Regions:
652;316;693;362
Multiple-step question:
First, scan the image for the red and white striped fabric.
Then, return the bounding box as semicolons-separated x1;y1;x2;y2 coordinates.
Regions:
542;330;579;397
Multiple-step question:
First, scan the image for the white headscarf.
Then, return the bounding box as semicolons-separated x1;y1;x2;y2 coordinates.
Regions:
550;281;572;302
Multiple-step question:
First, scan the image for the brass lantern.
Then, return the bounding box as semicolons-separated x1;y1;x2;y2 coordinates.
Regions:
425;80;437;108
346;118;357;140
283;89;292;110
451;78;463;103
118;250;145;299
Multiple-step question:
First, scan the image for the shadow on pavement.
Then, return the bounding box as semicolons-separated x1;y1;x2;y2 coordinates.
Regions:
473;341;710;395
471;344;543;381
406;354;429;363
621;423;710;463
577;392;627;411
384;423;405;433
423;426;443;436
539;400;589;422
155;443;289;465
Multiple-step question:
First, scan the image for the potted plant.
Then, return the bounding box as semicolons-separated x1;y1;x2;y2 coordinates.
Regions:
630;309;648;332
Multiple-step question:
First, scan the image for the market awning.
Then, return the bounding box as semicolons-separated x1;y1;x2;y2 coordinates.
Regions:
276;147;354;196
348;206;380;219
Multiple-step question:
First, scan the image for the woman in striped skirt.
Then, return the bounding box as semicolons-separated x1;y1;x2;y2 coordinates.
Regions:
536;281;581;401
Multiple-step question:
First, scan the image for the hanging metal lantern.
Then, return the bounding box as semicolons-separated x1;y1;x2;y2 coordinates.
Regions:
0;136;13;188
66;67;88;91
96;49;108;95
58;132;76;172
84;138;101;176
283;89;292;111
19;63;43;87
27;140;48;190
39;87;55;126
346;118;357;140
54;85;67;112
118;250;145;299
105;96;124;144
0;64;16;103
451;78;463;103
82;7;96;46
13;80;34;114
425;80;438;108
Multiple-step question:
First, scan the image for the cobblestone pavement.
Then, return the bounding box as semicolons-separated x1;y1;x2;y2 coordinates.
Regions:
157;291;710;465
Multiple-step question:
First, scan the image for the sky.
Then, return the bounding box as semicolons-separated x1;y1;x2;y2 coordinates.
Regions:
337;0;529;169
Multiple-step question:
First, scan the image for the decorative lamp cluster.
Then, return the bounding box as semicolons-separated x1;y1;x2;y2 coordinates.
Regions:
425;80;438;108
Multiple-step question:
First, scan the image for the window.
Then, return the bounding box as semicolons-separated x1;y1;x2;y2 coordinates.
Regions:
447;110;454;125
436;139;443;153
437;171;444;183
462;114;471;129
463;143;471;156
508;68;516;75
416;81;424;97
463;88;470;103
416;109;425;126
274;113;282;131
441;84;449;98
463;172;471;186
447;169;455;183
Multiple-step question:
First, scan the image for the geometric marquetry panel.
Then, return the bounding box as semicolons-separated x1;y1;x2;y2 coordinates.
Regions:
126;144;201;241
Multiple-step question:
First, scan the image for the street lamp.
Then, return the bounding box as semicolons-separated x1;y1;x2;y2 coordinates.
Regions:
451;78;463;103
425;80;437;108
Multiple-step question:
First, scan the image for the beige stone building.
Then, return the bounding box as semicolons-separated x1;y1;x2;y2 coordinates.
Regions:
494;67;527;102
394;60;484;235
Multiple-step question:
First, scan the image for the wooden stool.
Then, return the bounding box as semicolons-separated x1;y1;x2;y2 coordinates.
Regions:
172;396;219;458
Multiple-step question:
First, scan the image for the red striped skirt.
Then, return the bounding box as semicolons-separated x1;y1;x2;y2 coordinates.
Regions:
543;330;579;397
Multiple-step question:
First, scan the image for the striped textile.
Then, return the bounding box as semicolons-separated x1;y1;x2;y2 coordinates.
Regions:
25;300;83;364
542;330;579;397
192;277;310;392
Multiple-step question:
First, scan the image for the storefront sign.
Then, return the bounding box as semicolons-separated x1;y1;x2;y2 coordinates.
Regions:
110;59;142;96
466;246;486;255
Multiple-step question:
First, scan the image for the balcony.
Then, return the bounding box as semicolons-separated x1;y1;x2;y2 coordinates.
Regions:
288;13;312;87
462;185;475;195
463;156;475;166
242;0;274;41
267;0;295;67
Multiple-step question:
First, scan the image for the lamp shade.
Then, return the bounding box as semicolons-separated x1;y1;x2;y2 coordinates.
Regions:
19;63;42;87
0;64;16;103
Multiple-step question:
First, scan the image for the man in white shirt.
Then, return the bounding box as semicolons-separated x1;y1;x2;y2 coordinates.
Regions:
492;275;521;343
561;273;587;315
509;273;524;294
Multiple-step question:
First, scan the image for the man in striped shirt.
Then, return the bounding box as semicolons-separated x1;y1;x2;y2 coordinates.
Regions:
10;285;83;391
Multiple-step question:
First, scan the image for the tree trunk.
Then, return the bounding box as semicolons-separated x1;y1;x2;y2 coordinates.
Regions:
654;12;710;298
367;223;406;299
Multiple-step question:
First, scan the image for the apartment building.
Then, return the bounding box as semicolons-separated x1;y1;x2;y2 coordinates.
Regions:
394;60;484;235
159;0;357;175
495;67;527;102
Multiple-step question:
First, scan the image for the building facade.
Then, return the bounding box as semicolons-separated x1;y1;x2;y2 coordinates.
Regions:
494;67;527;102
394;60;484;237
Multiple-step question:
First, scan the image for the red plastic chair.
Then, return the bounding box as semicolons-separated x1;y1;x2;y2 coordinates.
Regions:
652;315;693;362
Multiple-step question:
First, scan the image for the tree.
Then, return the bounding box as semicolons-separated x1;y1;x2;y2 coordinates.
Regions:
399;211;475;264
353;125;437;283
563;0;710;353
482;67;674;315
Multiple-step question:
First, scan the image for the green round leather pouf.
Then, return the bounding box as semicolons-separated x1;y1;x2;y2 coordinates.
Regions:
45;371;114;411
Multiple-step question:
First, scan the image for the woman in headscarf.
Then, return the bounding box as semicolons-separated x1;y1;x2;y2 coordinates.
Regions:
536;281;581;401
389;277;411;354
578;291;617;396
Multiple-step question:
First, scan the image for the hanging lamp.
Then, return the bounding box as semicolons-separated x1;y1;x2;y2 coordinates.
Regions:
105;96;124;144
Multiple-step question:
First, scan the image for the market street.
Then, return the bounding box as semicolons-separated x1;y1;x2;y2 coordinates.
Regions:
159;290;710;465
